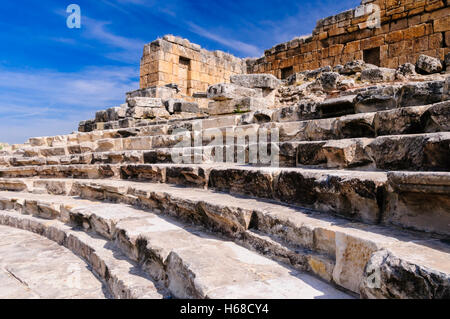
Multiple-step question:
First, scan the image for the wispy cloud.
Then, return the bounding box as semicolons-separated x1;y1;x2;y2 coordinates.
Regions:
187;22;262;57
0;66;139;143
53;9;145;63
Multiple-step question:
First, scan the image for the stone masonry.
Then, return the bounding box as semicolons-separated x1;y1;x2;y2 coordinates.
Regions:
0;0;449;300
141;0;449;94
140;35;246;96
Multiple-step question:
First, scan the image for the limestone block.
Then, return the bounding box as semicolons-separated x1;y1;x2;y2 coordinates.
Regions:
322;138;373;168
127;97;163;108
366;133;450;171
318;72;342;91
208;97;271;116
355;86;399;113
416;54;443;74
395;63;416;80
421;101;450;132
126;86;175;100
336;113;376;138
332;232;381;294
397;81;444;107
385;171;450;236
361;68;396;83
95;110;108;123
28;137;47;147
106;106;127;121
173;101;200;113
95;139;123;152
296;141;327;166
164;99;184;114
38;147;66;157
127;107;170;119
340;60;377;75
318;95;356;118
207;83;262;101
230;74;281;89
304;118;338;141
360;250;450;299
123;137;152;151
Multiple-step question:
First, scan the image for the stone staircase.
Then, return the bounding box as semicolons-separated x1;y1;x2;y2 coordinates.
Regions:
0;63;449;299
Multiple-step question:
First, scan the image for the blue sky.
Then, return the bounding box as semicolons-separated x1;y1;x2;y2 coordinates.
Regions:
0;0;360;144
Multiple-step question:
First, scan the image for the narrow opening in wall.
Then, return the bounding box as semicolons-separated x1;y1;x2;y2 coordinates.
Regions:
179;56;191;67
281;66;294;80
363;47;381;67
179;57;191;95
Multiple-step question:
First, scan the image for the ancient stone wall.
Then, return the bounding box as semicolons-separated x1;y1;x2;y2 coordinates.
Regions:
247;0;449;78
140;35;246;96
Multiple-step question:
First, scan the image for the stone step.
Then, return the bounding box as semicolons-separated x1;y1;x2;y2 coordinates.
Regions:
0;210;165;299
2;131;449;172
16;100;449;157
0;181;448;298
0;191;351;299
0;224;110;299
1;163;449;236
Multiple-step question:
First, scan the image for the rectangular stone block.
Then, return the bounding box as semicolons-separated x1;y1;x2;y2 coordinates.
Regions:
208;97;271;116
127;97;163;108
207;83;262;101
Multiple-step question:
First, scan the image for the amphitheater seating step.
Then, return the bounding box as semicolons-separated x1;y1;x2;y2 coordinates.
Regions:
0;179;449;298
0;210;165;299
0;191;352;299
1;163;448;237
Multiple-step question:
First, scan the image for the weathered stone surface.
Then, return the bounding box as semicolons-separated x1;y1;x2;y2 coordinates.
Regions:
366;133;450;171
106;106;127;121
374;105;430;136
355;86;399;113
95;110;108;123
273;169;386;224
318;72;341;91
322;138;373;168
172;101;200;114
296;141;327;166
163;99;184;114
126;86;175;100
230;74;281;89
385;171;450;236
208;97;270;115
318;95;355;118
207;83;261;101
0;192;350;299
340;60;376;75
1;178;449;298
0;212;164;299
444;76;450;100
336;113;375;138
127;97;163;108
397;81;444;107
416;55;443;75
361;68;396;83
421;101;450;132
360;250;450;299
395;63;416;80
0;225;109;299
127;107;170;119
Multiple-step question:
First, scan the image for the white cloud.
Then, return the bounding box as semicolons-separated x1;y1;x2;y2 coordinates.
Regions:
0;66;139;144
187;22;263;57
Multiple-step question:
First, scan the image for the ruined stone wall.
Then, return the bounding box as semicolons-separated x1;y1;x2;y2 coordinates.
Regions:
140;35;246;96
247;0;449;78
